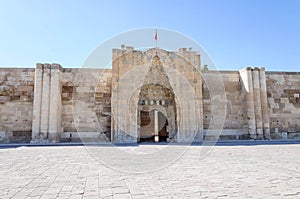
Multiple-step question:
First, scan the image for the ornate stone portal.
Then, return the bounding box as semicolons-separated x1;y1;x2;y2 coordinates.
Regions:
111;48;203;143
137;55;177;142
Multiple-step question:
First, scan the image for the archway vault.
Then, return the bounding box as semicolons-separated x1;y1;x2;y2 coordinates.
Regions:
137;55;177;142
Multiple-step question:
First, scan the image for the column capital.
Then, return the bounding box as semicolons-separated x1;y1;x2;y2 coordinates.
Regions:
51;63;63;71
36;63;44;69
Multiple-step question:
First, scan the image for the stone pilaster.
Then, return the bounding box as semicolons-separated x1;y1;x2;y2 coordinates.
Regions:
31;64;44;142
31;63;63;143
48;64;62;142
252;68;263;139
240;67;256;139
40;64;51;138
259;68;271;139
240;67;271;140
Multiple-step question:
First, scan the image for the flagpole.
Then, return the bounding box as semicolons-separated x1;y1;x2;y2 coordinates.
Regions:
155;29;157;48
155;29;158;54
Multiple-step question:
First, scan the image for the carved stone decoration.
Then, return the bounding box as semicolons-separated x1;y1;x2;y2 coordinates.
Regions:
137;55;177;142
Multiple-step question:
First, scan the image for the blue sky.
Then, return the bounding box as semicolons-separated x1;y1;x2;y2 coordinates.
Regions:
0;0;299;71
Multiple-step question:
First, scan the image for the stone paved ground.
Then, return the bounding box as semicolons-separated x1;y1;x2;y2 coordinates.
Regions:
0;143;299;198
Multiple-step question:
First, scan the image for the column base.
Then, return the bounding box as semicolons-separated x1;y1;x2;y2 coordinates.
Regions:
154;135;159;142
256;128;264;139
264;128;271;140
48;132;60;143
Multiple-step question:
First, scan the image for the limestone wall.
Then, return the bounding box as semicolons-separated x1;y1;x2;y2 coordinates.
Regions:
29;65;112;143
61;68;112;142
0;68;35;143
266;72;300;138
220;71;245;130
1;55;300;143
202;71;246;139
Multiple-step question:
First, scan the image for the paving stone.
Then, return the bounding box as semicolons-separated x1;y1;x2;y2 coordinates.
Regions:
0;145;299;198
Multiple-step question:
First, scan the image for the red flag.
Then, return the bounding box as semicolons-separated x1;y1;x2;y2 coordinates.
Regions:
154;32;157;41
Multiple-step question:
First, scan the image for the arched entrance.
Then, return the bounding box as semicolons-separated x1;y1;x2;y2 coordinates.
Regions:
139;110;169;142
111;48;203;144
137;55;177;143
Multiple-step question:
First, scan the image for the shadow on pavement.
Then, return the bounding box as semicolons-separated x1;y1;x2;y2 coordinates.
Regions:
1;139;300;149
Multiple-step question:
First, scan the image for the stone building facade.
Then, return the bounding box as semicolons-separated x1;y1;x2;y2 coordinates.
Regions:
0;47;299;143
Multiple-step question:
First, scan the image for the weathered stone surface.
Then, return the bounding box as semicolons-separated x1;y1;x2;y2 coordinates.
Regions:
0;68;34;143
266;72;300;138
1;47;300;143
111;48;203;143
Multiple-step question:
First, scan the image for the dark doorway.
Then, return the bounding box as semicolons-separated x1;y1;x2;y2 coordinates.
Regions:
139;110;169;143
140;111;155;142
158;111;169;142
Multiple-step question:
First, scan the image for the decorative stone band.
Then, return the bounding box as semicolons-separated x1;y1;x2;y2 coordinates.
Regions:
138;99;173;106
